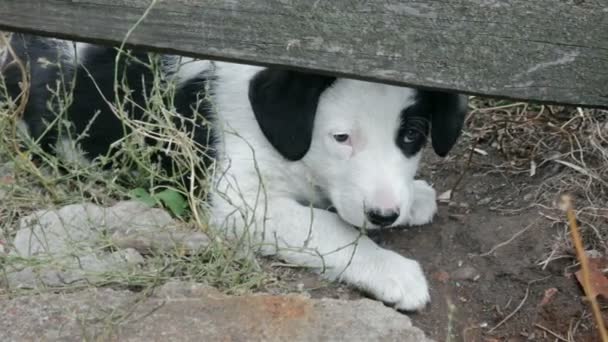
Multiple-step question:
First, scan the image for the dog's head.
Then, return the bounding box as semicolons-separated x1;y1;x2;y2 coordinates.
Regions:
249;69;467;229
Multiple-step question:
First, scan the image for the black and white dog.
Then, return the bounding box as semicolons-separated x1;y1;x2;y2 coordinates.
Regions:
2;34;467;311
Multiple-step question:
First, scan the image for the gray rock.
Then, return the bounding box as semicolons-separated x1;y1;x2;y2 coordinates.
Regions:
7;248;144;288
12;201;176;257
110;229;210;255
106;201;210;254
14;203;106;256
155;280;220;298
7;201;208;289
102;200;175;232
0;283;433;341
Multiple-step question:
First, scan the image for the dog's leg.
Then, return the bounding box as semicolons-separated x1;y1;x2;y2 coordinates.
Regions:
406;180;438;226
212;194;430;311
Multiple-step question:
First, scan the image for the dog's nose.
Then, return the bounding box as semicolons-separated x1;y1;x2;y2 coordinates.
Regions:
365;209;400;227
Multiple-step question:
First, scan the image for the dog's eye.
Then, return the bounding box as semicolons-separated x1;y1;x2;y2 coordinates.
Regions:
333;133;350;143
403;129;421;144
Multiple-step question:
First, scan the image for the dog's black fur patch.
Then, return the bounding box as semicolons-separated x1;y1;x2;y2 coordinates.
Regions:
398;90;467;157
2;34;215;173
248;69;336;161
397;102;431;158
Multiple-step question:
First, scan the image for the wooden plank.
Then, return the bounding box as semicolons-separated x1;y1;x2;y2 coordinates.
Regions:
0;0;606;108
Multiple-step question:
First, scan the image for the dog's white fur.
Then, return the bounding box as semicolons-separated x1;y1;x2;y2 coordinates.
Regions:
4;38;467;311
190;62;435;310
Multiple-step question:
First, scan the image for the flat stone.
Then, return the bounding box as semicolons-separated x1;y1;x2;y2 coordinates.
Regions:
13;201;177;257
110;229;210;255
7;248;144;288
7;201;207;289
0;283;432;341
155;280;220;298
14;203;106;256
102;200;175;232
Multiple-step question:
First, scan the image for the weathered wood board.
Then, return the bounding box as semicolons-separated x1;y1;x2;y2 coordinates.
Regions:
0;0;606;108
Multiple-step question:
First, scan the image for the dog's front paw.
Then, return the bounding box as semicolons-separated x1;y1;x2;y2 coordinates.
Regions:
346;249;430;311
407;180;437;226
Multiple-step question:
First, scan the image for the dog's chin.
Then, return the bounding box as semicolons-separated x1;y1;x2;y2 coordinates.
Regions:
327;205;405;230
325;206;359;227
331;208;378;230
356;222;391;231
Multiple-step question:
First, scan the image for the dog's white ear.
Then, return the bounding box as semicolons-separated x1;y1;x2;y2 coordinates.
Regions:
248;69;335;161
423;91;468;157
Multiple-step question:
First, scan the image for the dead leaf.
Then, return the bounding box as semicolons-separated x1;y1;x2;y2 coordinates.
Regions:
575;257;608;299
539;287;558;306
588;256;608;270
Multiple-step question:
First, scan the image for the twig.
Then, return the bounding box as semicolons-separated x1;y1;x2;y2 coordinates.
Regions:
0;34;60;200
476;220;537;257
488;276;549;333
450;138;478;194
561;195;608;342
0;33;29;152
488;286;530;333
534;323;569;342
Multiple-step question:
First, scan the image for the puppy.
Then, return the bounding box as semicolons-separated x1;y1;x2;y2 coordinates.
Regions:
2;34;467;311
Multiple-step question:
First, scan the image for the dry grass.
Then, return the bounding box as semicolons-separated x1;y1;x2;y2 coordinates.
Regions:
0;35;268;297
561;194;608;341
464;97;608;262
451;98;608;341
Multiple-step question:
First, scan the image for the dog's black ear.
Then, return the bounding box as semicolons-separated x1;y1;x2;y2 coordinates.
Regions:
249;69;336;161
419;91;468;157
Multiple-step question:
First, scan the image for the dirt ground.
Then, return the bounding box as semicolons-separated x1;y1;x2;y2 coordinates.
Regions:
269;139;604;342
395;153;599;342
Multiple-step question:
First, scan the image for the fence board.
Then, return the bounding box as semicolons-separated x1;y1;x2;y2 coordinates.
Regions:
0;0;606;107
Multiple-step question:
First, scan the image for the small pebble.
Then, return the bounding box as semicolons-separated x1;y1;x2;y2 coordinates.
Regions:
437;190;452;202
121;248;145;265
451;266;480;281
448;214;466;223
478;197;492;205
